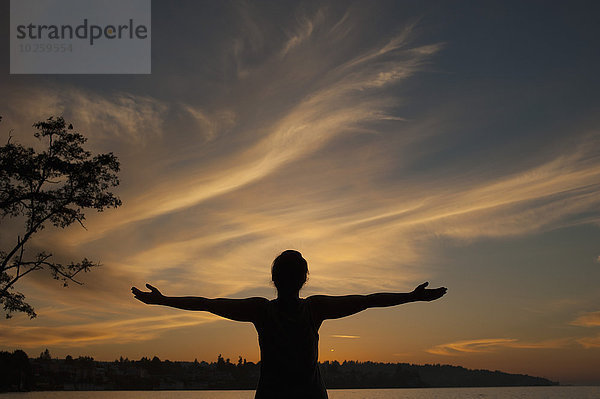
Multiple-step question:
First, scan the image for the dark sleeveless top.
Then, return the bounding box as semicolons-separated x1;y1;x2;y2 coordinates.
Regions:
253;298;328;399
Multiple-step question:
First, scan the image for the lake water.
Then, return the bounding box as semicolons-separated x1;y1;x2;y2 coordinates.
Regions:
1;387;600;399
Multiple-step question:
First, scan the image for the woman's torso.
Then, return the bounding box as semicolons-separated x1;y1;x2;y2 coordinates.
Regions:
253;298;328;399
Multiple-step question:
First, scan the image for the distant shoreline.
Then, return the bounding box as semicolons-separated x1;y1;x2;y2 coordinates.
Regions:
1;350;558;392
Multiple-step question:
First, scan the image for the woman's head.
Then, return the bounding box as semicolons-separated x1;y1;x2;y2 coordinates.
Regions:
271;250;308;294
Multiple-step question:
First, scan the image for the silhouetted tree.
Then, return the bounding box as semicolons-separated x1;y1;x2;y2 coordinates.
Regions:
0;116;121;318
0;350;33;391
39;349;51;361
11;350;32;390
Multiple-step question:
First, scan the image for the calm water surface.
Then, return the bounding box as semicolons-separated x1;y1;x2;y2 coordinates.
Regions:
2;387;600;399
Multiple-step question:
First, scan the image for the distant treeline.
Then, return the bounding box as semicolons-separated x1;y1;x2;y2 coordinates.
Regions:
0;349;557;392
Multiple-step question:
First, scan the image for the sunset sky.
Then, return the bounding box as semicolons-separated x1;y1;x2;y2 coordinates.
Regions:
2;0;600;386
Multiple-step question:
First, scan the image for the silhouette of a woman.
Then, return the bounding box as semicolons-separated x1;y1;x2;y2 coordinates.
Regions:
132;249;447;399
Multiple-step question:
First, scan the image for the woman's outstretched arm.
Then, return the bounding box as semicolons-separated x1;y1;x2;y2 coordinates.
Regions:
132;284;267;323
308;282;447;323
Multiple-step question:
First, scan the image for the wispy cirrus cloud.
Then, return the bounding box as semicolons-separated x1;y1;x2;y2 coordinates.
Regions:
427;338;571;356
424;310;600;355
571;311;600;327
1;87;169;146
279;9;324;57
0;313;217;348
577;335;600;349
17;13;441;246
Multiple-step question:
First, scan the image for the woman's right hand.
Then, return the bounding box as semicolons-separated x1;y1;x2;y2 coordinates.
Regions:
131;283;165;305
